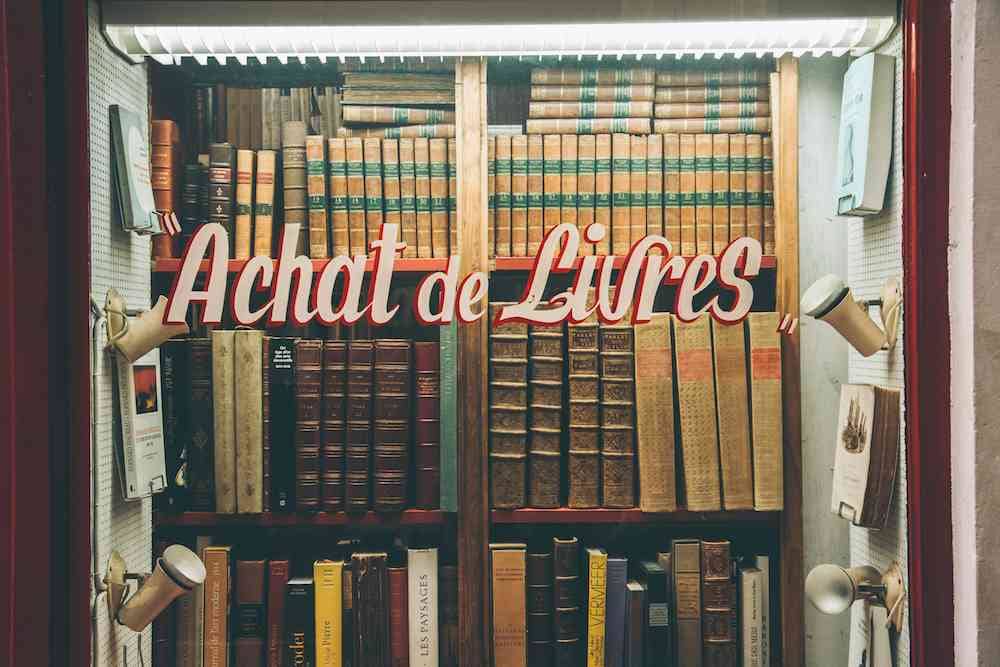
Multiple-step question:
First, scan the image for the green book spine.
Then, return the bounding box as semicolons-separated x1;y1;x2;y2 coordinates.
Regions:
382;138;402;231
629;134;647;245
542;134;561;238
439;320;458;512
646;134;664;245
495;135;513;257
594;134;612;255
510;135;529;257
488;136;496;257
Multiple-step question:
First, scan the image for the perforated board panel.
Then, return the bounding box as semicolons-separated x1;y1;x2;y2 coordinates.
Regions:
89;0;154;663
845;25;910;667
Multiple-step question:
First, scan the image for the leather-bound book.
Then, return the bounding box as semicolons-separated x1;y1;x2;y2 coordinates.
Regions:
638;560;670;667
610;133;630;254
494;135;513;257
599;319;636;508
151;119;181;259
188;339;215;511
414;138;432;258
267;560;290;667
306;135;330;259
678;134;696;255
584;547;607;667
568;290;600;508
346;340;375;511
209;142;236;244
447;138;457;254
672;539;702;667
577;134;596;256
747;312;783;511
605;557;628;667
254;149;276;257
594;134;612;255
234;330;264;513
528;313;563;508
694;134;713;254
711;320;753;509
439;565;459;667
510;135;529;256
727;134;747;241
745;134;763;246
407;548;439;667
388;566;409;667
234;148;255;259
526;551;554;666
701;540;736;667
429;138;449;258
646;134;664;246
352;553;390;667
343;565;355;667
295;339;323;512
235;560;267;664
413;342;441;509
269;338;297;511
629;134;647;245
328;138;351;257
322;341;348;512
526;135;544;255
202;546;231;667
285;578;316;667
762;136;775;254
212;330;237;514
542;134;561;239
561;134;578;234
159;340;190;511
282;121;308;254
674;317;721;511
624;580;645;667
383;139;402;240
180;163;201;242
552;537;581;667
711;134;730;253
346;137;367;256
399;138;418;257
490;303;529;509
363;137;384;253
491;544;527;667
373;340;412;512
634;313;677;512
663;133;681;252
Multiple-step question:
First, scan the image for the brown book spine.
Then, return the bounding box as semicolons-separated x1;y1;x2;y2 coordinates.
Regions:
594;134;612;255
282;122;308;255
328;138;351;257
552;537;581;667
239;87;253;149
567;294;600;509
399;138;418;258
748;312;783;510
694;134;713;255
488;135;497;257
373;339;412;512
711;320;753;510
234;330;264;513
414;342;441;509
653;117;771;134
429;138;449;258
151;120;180;259
336;123;456;139
531;68;656;86
414;138;433;258
728;134;747;241
346;340;375;511
209;142;236;242
448;137;458;255
342;105;456;125
629;134;647;245
526;117;651;135
528;100;654;118
674;318;721;511
712;134;730;253
526;135;545;255
745;135;764;248
634;314;677;512
599;320;636;508
654;84;770;104
389;566;410;667
529;313;564;509
656;68;770;87
346;137;367;256
527;551;554;667
672;540;702;667
663;133;681;253
762;135;775;254
495;135;513;257
490;303;529;509
363;137;384;252
295;339;323;511
510;134;529;257
383;138;403;241
188;338;215;510
611;133;630;255
234;560;267;664
262;337;271;511
227;86;240;146
322;341;347;512
576;135;596;256
678;134;696;255
254;150;276;257
491;547;528;667
233;149;255;259
202;546;231;667
654;101;771;119
561;135;578;236
212;331;237;514
306;135;330;259
267;560;290;667
530;84;655;102
542;134;561;240
701;540;737;667
352;553;390;666
646;134;664;248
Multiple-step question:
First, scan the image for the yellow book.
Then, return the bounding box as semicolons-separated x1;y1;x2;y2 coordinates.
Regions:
586;547;607;667
314;560;343;667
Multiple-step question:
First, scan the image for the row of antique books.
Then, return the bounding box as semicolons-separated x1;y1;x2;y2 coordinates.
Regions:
156;540;458;667
159;332;456;515
486;132;775;258
489;536;771;667
338;71;456;139
488;304;783;513
524;66;772;135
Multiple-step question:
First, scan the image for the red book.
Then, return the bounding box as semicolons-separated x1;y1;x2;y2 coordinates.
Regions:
389;566;410;667
267;560;290;667
413;342;441;509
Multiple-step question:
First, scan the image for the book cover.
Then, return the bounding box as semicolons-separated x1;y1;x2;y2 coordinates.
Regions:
495;135;513;257
553;537;581;667
234;560;267;664
701;541;736;667
268;560;290;667
510;134;529;256
268;338;296;511
727;135;747;241
629;134;647;245
254;150;276;256
373;340;412;512
315;560;344;667
711;134;730;253
388;566;409;667
634;313;677;512
639;560;671;667
526;135;545;255
346;341;374;512
407;548;439;667
711;320;753;510
610;133;630;255
363;137;384;252
526;551;553;667
654;85;769;104
306;136;330;259
762;136;775;254
110;104;159;233
345;137;367;256
414;342;442;510
599;320;636;508
399;138;418;257
429;138;449;258
646;134;664;245
282;122;308;254
674;318;721;511
295;339;323;512
604;558;628;667
234;330;264;513
188;340;215;510
745;135;764;245
352;553;390;667
678;135;696;255
694;134;713;255
491;545;527;667
585;547;608;667
203;546;231;667
211;331;236;513
114;347;167;500
747;312;784;511
576;134;596;256
233;149;255;259
542;134;562;239
594;134;612;255
561;134;579;234
671;540;702;667
287;578;316;667
530;84;655;102
414;138;433;258
322;341;347;512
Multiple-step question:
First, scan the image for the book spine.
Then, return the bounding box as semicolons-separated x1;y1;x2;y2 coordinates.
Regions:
748;312;783;510
662;133;681;253
373;340;412;512
439;323;457;512
576;135;596;256
282;122;308;255
254;150;276;256
604;559;628;667
634;314;677;512
694;134;713;255
567;292;600;509
328;139;351;257
624;583;644;667
585;549;607;667
414;342;441;509
528;100;654;119
488;135;496;257
322;341;347;512
526;118;651;135
728;135;747;241
226;86;239;145
188;339;215;511
641;560;670;667
336;123;456;139
346;341;374;511
159;341;189;511
531;68;656;86
342;568;354;667
553;537;581;667
646;134;664;246
268;561;290;667
211;330;236;514
711;320;754;510
762;135;775;254
342;106;455;125
654;101;771;119
702;541;737;667
492;548;527;667
599;321;636;508
240;87;254;149
407;549;439;667
234;560;267;665
414;138;433;258
655;68;769;87
542;134;561;239
629;134;647;244
712;134;730;253
383;139;403;238
208;143;236;240
389;566;409;667
755;556;771;667
672;540;702;667
526;135;545;255
489;303;529;509
286;579;316;667
530;84;656;102
269;338;296;511
495;135;513;257
234;330;264;513
363;137;384;252
341;90;455;106
528;314;563;509
346;137;367;256
307;135;330;259
561;134;578;236
740;569;763;667
746;134;764;246
233;149;254;259
262;337;270;512
448;138;458;255
295;339;323;512
174;542;197;664
593;135;612;255
526;551;553;667
510;135;529;257
398;138;418;258
151;120;179;259
152;538;175;666
315;560;344;667
429;138;449;259
678;135;696;255
610;133;630;255
203;546;231;667
352;553;390;667
654;84;770;104
180;163;201;241
652;117;771;134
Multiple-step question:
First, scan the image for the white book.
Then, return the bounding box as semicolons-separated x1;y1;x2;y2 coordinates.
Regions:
234;329;264;513
755;556;770;667
114;347;167;499
211;330;236;513
408;548;439;666
740;566;763;667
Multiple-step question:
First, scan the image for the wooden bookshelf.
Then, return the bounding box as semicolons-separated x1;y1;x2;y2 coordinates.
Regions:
155;510;447;528
491;508;777;524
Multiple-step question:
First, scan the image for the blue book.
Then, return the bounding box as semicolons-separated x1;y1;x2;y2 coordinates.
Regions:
604;557;629;667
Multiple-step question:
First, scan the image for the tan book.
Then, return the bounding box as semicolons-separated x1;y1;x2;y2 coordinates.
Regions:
495;135;513;257
212;330;236;514
654;84;770;104
671;540;702;667
306;135;329;258
634;313;677;512
694;134;713;255
594;134;612;255
678;134;696;255
610;133;630;255
711;134;730;253
510;135;529;256
561;135;579;237
341;105;455;125
528;100;654;119
526;135;545;255
762;135;775;254
490;303;529;509
526;117;651;135
382;139;402;237
599;318;636;509
629;134;647;245
491;546;528;667
746;134;764;245
233;149;255;260
576;135;596;256
542;134;561;239
728;134;747;241
336;123;456;139
327;138;350;257
203;545;231;667
414;138;432;258
362;137;383;251
711;320;753;510
448;137;458;254
282;121;308;255
488;135;496;257
654;101;771;119
343;72;454;89
429;138;449;258
253;150;276;257
398;138;418;258
663;133;681;253
653;117;771;134
345;137;366;256
646;134;664;247
568;289;600;508
747;312;783;511
234;330;264;513
673;318;721;511
531;68;655;85
341;89;454;106
530;84;655;102
655;68;770;87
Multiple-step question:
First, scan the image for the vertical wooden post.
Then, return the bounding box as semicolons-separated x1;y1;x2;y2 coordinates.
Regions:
455;58;490;667
774;54;803;667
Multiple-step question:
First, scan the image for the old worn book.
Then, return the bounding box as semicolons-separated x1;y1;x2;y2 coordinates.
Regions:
678;134;696;255
662;133;681;252
492;545;528;667
567;290;600;508
267;560;290;667
654;101;771;119
295;339;323;512
286;578;315;667
343;105;455;125
414;138;433;258
490;303;529;509
448;138;458;254
708;321;753;510
576;134;596;255
352;553;390;667
629;134;647;244
694;134;713;255
322;341;347;512
526;135;545;255
542;134;562;238
639;560;671;667
604;558;628;667
429;138;450;258
553;537;581;667
610;133;630;255
510;134;529;256
188;339;215;510
388;566;408;667
745;134;764;246
672;540;702;667
599;318;636;508
653;117;771;134
634;314;677;512
831;383;901;529
527;118;651;135
594;134;612;255
148;120;178;258
728;134;747;240
439;565;459;667
528;314;564;509
254;150;276;256
232;149;255;259
656;68;770;87
654;84;770;104
585;548;608;667
526;551;554;667
529;100;654;118
755;555;771;667
346;340;374;512
701;540;737;667
747;312;784;511
624;581;645;667
383;138;403;240
208;142;236;241
314;560;344;667
739;566;763;667
762;135;775;254
282;122;308;254
346;137;367;256
211;331;236;513
646;134;664;245
399;138;418;258
268;338;296;511
373;340;411;512
234;330;264;513
530;84;655;102
203;545;231;667
711;134;730;253
407;548;439;666
305;136;330;258
337;123;456;139
674;317;721;510
488;135;497;256
363;137;384;252
327;138;350;257
234;560;267;665
343;72;454;89
414;342;441;509
341;89;454;105
531;68;655;85
561;134;578;236
495;135;513;257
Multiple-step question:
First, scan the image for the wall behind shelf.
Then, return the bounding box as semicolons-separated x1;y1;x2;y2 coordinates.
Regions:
88;1;153;664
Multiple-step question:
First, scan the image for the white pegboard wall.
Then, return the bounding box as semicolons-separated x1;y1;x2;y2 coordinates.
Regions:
844;25;910;667
88;0;154;664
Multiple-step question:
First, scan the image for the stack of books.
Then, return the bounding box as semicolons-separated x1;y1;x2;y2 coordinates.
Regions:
653;65;772;135
338;67;456;139
489;537;773;667
487;307;784;513
526;66;655;135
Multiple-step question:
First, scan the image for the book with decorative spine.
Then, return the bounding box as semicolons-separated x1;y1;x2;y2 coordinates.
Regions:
414;342;441;509
314;560;343;667
382;139;402;238
295;339;323;512
490;302;529;509
211;330;236;514
388;565;408;667
234;149;255;259
529;100;654;119
527;550;554;667
674;317;722;511
234;330;264;513
553;537;581;667
634;313;677;512
342;106;455;125
149;119;179;258
762;135;775;254
701;540;736;667
203;545;231;667
655;84;770;104
282;122;308;254
413;138;432;258
748;312;783;511
306;136;329;258
407;548;439;667
646;134;664;247
711;320;753;510
341;90;454;106
576;135;596;256
530;84;655;102
610;133;630;255
448;138;458;254
740;566;763;667
321;341;347;512
491;544;528;667
346;340;374;511
629;134;647;245
712;134;730;253
372;339;411;512
728;134;747;241
694;134;714;255
654;101;771;118
327;138;350;257
399;138;418;258
594;134;612;255
567;287;600;508
253;150;276;257
542;134;561;239
267;560;289;667
528;311;564;509
495;135;513;257
532;68;656;85
656;68;770;87
488;136;496;256
653;117;771;134
526;135;545;255
429;138;450;258
345;137;367;256
209;142;237;245
510;135;529;257
678;134;696;254
336;123;456;138
585;547;608;667
351;553;390;667
746;134;764;246
439;323;457;512
285;577;315;667
527;118;651;135
561;134;578;236
363;138;384;252
604;558;628;667
671;539;702;667
599;314;636;508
